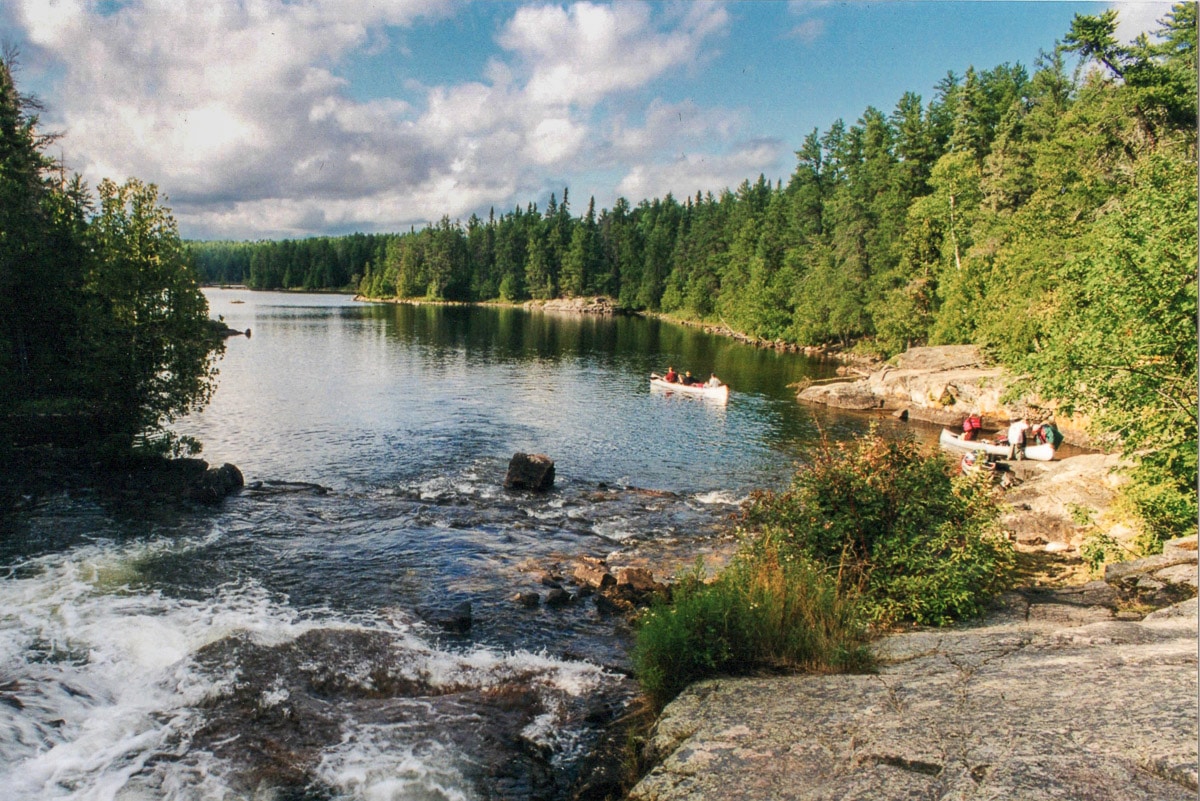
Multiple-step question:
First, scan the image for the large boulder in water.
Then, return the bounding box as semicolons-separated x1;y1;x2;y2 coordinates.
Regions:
189;462;245;504
504;452;555;491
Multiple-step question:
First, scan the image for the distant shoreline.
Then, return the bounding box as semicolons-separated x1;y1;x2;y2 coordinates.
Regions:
203;284;356;295
208;285;864;365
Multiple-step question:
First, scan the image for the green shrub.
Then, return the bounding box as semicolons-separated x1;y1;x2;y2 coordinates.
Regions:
632;544;872;711
1122;455;1199;552
632;430;1013;711
1080;530;1122;573
744;430;1014;626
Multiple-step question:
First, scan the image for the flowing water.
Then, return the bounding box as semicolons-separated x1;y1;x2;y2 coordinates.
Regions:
1;290;931;801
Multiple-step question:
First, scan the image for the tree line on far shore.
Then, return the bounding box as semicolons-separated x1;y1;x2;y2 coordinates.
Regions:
191;7;1197;544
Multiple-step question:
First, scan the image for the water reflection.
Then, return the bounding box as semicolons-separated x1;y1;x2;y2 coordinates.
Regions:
194;290;936;492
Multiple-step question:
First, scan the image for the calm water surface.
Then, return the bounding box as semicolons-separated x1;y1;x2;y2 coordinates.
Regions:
1;290;930;801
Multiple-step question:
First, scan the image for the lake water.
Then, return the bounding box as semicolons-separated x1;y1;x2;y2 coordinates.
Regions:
0;290;930;801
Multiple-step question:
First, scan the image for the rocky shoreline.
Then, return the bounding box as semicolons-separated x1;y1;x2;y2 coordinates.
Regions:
620;426;1198;800
629;565;1197;801
0;447;244;511
354;293;631;316
795;344;1105;448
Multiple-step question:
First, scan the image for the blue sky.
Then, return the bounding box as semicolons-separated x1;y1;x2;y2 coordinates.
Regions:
2;1;1175;240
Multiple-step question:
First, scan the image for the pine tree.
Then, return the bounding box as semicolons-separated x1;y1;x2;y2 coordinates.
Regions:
0;53;81;407
562;196;600;297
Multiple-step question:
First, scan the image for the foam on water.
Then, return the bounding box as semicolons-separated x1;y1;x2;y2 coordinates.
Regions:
0;535;360;798
316;727;473;801
389;643;615;701
692;489;745;506
0;531;623;800
591;517;639;541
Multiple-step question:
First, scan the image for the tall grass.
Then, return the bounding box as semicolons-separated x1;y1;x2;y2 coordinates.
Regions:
632;540;872;711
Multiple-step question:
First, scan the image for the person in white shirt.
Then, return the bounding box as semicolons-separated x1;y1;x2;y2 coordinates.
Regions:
706;373;723;388
1007;417;1030;460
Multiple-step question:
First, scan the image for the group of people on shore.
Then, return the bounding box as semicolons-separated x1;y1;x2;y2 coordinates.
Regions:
961;413;1063;459
662;366;723;388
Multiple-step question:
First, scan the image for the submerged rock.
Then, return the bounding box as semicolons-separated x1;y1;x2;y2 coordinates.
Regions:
574;556;617;590
418;600;473;633
514;591;541;608
615;567;667;596
188;627;633;800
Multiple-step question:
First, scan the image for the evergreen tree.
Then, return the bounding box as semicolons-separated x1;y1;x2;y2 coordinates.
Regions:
0;54;87;407
524;223;556;300
562;196;600;297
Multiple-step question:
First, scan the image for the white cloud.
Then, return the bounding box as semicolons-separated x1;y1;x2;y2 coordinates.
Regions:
499;1;728;107
786;18;824;44
10;0;761;239
784;1;830;44
609;99;742;158
16;0;443;206
616;138;786;203
527;117;588;165
1108;1;1177;44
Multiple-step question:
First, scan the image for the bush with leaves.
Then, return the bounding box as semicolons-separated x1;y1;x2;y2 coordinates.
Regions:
1016;151;1197;547
743;430;1014;626
84;178;223;456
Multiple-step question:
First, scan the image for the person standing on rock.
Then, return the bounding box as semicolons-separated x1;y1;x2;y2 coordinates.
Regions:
1007;417;1030;460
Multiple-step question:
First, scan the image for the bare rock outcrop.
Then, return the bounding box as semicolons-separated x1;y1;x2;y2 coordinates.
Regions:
1000;453;1128;550
798;345;1096;445
630;585;1198;801
525;296;623;315
798;379;882;411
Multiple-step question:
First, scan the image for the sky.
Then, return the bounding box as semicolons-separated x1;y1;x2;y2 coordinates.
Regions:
1;1;1178;241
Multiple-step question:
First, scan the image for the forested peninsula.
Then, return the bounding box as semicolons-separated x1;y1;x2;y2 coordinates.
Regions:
192;7;1197;547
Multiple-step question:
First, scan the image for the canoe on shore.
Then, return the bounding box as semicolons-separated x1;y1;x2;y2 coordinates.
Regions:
939;428;1055;461
650;375;729;402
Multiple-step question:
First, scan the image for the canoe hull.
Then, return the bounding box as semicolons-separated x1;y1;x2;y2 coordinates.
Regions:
650;377;729;402
939;428;1055;461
